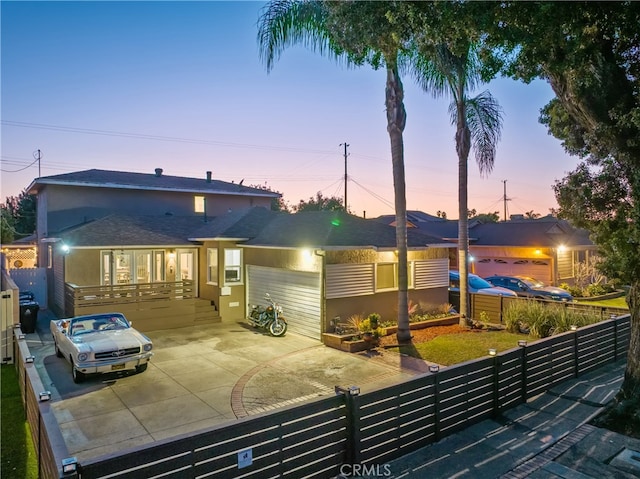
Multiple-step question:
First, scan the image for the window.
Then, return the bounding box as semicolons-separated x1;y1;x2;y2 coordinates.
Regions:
207;248;218;285
153;251;165;282
224;248;242;284
194;195;205;213
376;263;396;290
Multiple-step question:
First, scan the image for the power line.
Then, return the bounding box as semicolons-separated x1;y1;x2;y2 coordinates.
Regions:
1;120;338;155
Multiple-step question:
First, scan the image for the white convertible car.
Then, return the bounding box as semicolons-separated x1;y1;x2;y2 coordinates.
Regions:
51;312;153;383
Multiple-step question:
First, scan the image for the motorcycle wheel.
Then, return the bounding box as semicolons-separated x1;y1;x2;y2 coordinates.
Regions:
269;318;287;337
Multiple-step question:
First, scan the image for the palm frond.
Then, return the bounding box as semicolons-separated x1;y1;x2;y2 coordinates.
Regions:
257;0;341;72
465;91;503;177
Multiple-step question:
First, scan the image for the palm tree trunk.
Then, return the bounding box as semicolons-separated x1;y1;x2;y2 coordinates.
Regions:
457;101;471;326
385;62;410;343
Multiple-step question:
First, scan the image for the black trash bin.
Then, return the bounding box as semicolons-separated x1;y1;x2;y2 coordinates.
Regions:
19;294;39;334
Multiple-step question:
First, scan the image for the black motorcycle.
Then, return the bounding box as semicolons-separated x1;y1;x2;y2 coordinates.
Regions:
248;293;288;337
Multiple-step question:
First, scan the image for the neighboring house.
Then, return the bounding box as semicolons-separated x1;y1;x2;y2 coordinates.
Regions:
56;208;453;340
375;212;597;285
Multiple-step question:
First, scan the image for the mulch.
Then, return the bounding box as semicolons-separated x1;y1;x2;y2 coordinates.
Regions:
377;324;472;348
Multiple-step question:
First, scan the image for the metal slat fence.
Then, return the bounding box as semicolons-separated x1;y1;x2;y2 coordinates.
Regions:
14;315;631;478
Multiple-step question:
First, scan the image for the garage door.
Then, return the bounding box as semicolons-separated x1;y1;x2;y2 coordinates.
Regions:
246;266;322;340
474;258;551;282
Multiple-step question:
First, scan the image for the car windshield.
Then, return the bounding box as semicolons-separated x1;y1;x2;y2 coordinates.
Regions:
521;277;546;288
469;276;493;289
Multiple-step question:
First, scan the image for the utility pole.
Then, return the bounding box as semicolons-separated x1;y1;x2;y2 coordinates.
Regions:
502;179;509;221
340;142;349;211
34;149;42;177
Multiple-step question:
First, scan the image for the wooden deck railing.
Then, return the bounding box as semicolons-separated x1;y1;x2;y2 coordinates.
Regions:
64;280;194;315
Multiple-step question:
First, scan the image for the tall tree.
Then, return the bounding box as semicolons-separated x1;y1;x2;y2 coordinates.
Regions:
1;191;36;242
294;192;343;212
479;1;640;425
258;0;415;341
411;42;503;325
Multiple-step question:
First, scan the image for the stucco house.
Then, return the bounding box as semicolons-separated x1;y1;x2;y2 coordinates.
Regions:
55;208;453;340
26;168;279;268
25;168;280;309
375;211;597;285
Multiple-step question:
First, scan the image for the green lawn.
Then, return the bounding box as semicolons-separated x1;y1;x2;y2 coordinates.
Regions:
389;331;529;366
1;365;38;479
576;296;628;309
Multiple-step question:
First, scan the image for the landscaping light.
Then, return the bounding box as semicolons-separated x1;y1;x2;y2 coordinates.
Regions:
488;348;497;356
25;355;35;363
39;391;51;402
18;333;25;340
570;325;577;331
61;457;78;475
429;364;440;373
518;340;527;347
335;385;360;396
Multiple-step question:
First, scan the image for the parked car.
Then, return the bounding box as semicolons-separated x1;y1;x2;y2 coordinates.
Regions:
51;312;153;383
485;275;574;302
449;271;517;311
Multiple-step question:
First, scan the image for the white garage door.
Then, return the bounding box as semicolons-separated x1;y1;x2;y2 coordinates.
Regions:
474;258;551;282
247;265;322;340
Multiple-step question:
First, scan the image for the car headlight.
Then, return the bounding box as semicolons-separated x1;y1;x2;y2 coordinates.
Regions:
77;353;89;362
143;343;153;352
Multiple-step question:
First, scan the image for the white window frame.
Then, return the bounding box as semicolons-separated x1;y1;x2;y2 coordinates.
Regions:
194;195;205;213
207;248;218;285
224;248;242;285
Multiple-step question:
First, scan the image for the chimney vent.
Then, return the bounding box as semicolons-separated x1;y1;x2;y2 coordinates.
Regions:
155;168;163;177
206;171;212;183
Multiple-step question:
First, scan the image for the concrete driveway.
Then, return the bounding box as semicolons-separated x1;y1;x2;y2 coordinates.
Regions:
27;309;425;462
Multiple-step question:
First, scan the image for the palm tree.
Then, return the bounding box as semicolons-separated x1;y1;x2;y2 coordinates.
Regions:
412;44;503;326
257;1;414;341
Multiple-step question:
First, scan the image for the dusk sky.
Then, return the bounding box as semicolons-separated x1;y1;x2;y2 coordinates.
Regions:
2;1;580;219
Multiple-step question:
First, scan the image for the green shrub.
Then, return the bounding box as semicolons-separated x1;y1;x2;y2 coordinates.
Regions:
503;300;604;338
560;282;583;297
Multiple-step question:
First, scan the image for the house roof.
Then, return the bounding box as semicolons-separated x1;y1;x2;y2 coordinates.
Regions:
470;219;592;247
374;211;593;248
188;207;277;241
244;210;447;249
27;168;280;198
56;208;451;250
58;214;206;247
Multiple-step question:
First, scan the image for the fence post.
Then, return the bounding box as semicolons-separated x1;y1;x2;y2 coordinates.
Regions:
335;385;361;466
518;341;527;403
612;316;618;362
490;350;499;418
571;325;579;378
430;366;441;441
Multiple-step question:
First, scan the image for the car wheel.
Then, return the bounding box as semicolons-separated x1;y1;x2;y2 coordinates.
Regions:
135;363;148;374
54;339;63;358
269;318;287;337
71;359;85;384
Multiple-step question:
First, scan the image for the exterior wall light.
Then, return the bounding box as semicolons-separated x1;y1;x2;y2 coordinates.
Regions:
429;364;440;373
18;333;26;340
39;391;52;402
25;355;35;363
488;348;497;356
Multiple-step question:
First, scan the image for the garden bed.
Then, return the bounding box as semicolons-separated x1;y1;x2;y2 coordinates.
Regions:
322;315;460;353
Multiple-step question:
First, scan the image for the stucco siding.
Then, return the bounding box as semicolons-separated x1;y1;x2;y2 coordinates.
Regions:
43;184;272;235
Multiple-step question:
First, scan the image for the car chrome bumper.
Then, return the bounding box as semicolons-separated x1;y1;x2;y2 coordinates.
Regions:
76;352;153;373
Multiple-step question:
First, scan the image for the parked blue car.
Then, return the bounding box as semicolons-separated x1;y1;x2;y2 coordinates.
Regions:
485;275;574;302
